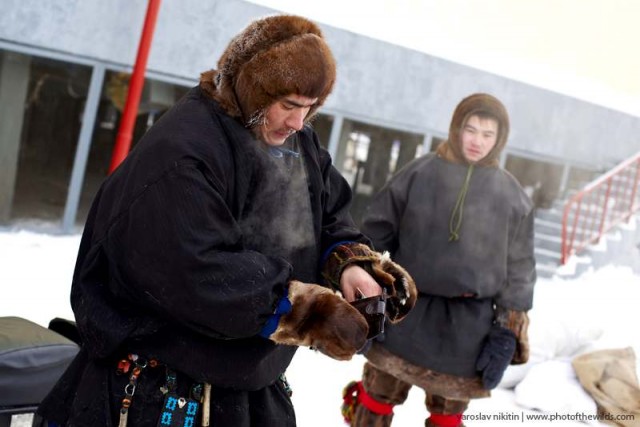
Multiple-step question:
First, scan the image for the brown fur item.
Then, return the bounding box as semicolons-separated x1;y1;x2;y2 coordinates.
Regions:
365;343;490;400
371;251;417;323
322;243;418;323
200;15;336;125
270;280;368;360
495;307;530;364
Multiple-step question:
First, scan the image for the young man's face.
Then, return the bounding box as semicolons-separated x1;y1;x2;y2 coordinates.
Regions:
460;114;499;163
258;94;318;146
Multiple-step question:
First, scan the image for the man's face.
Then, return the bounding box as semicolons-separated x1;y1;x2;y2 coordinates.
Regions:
258;94;318;146
460;115;499;163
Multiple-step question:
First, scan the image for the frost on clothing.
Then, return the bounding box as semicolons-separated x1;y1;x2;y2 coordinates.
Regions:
362;153;536;378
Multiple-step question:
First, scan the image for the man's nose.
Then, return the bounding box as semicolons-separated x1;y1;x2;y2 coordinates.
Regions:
286;109;306;131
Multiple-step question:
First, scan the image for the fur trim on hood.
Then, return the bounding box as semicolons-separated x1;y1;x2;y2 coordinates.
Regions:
200;15;336;126
436;93;510;167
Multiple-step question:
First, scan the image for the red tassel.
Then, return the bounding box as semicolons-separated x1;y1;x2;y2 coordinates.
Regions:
341;381;359;423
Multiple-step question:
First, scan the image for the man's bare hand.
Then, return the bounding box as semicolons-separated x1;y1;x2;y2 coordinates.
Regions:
340;264;382;302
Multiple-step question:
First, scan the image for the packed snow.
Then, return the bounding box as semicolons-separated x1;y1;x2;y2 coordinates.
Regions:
1;227;639;426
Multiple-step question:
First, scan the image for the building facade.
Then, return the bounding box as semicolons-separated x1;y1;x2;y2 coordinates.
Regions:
2;0;639;232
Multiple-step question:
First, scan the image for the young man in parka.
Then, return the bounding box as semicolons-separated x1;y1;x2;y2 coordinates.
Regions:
36;14;416;427
342;93;536;427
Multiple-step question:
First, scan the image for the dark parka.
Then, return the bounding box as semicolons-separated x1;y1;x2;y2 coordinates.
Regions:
37;85;369;425
361;94;536;385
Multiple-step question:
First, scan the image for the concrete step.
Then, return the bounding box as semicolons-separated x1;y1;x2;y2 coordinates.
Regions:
535;246;561;257
536;206;610;224
534;217;562;234
536;208;563;223
535;217;600;243
534;246;561;265
536;262;559;279
534;233;562;252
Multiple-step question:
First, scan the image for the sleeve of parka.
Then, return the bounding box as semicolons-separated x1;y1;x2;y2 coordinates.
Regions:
495;207;536;311
103;162;291;340
359;160;417;255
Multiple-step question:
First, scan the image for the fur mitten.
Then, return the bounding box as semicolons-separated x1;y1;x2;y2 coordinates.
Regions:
476;324;517;390
269;280;368;360
495;307;530;364
322;243;417;323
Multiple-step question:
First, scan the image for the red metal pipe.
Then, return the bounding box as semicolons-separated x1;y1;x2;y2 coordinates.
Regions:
560;200;571;264
617;169;631;215
109;0;162;174
561;195;582;264
596;181;612;242
628;159;640;218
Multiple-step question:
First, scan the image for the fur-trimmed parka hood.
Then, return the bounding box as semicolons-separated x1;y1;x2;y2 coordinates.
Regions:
436;93;510;167
200;14;336;127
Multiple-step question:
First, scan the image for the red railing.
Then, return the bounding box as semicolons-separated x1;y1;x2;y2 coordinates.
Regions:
561;151;640;264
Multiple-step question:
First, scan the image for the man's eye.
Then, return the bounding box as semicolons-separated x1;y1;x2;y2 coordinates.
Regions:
282;103;295;110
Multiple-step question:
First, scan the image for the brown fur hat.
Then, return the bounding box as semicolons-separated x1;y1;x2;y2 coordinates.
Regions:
436;93;510;167
200;15;336;125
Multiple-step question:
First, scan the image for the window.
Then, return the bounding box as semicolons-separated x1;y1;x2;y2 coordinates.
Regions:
0;50;91;224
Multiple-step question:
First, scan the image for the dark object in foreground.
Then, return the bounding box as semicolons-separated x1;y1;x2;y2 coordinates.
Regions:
475;324;517;390
351;294;387;340
0;316;79;422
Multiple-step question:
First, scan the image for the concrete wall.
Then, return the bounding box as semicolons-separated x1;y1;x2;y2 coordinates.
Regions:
2;0;639;169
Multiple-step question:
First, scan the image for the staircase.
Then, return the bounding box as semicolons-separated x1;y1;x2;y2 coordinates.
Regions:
533;151;640;279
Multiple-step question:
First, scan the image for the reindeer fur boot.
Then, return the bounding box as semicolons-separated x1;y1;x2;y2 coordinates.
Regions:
344;363;410;427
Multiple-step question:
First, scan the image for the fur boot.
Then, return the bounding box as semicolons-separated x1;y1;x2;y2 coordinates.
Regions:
345;363;411;427
425;395;468;427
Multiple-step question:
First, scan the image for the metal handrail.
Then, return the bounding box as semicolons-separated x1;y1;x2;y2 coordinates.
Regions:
561;151;640;264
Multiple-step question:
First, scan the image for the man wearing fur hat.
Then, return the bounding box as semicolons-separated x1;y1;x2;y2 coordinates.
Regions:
342;93;536;427
37;14;416;427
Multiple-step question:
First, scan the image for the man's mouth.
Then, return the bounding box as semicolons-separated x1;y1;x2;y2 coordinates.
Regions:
275;129;295;138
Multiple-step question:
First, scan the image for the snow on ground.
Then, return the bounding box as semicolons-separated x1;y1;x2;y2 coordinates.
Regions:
2;228;639;426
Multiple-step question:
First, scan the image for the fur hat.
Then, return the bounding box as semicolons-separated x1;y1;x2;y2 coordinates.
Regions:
200;15;336;126
437;93;510;167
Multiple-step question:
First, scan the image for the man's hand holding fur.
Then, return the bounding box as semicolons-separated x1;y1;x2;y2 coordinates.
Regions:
322;243;417;323
340;264;382;302
269;280;369;360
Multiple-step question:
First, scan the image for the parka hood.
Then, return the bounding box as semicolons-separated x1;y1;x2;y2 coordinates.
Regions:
200;15;336;127
437;93;510;167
